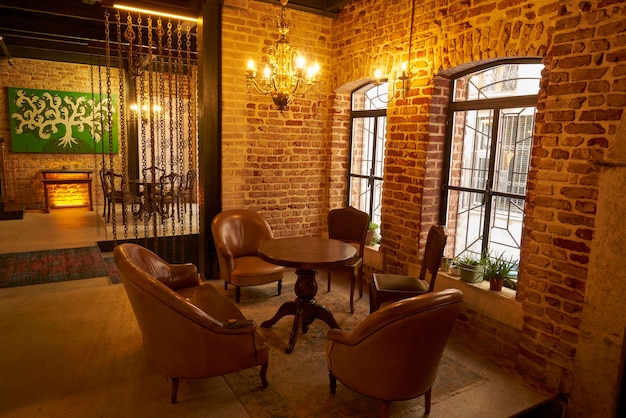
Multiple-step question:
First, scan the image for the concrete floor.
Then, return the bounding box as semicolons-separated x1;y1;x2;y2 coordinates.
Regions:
0;207;555;417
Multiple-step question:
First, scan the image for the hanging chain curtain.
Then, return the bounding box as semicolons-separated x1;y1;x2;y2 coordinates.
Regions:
95;8;198;262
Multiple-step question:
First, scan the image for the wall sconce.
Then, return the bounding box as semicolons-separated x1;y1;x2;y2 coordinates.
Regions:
245;0;321;111
374;63;411;100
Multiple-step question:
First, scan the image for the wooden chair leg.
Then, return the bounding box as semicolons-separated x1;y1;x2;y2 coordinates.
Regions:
425;387;432;414
277;279;283;295
349;273;356;314
260;362;269;388
327;271;331;292
170;377;179;404
381;401;390;418
235;286;241;303
329;372;337;394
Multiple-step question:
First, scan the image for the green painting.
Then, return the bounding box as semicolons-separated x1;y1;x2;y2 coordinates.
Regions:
8;87;118;154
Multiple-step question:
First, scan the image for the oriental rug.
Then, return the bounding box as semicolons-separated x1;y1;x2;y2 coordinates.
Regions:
210;274;489;417
0;246;112;288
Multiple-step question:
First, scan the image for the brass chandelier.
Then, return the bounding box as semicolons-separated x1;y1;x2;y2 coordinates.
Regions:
245;0;320;111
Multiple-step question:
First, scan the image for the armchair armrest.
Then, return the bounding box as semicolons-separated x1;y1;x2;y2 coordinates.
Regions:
224;319;256;329
215;242;236;272
168;263;200;290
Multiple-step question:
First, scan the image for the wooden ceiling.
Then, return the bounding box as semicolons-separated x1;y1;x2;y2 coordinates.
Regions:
0;0;348;65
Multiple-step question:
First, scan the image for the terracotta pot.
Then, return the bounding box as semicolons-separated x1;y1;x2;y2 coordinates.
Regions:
489;277;504;291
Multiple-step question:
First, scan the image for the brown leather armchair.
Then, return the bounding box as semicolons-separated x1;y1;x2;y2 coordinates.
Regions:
114;243;269;404
326;288;463;417
211;209;284;302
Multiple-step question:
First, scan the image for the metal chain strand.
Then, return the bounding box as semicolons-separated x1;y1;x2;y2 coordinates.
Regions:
125;12;139;240
116;11;130;240
103;10;118;239
186;23;195;237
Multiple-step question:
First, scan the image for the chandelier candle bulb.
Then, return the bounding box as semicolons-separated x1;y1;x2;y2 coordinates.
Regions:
244;0;321;110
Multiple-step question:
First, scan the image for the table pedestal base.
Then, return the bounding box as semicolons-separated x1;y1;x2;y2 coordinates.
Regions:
261;268;340;354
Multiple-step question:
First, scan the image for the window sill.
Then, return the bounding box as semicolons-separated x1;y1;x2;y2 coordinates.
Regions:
434;271;523;330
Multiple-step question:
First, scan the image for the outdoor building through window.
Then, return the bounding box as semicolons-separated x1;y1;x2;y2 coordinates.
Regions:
347;82;387;243
440;60;543;286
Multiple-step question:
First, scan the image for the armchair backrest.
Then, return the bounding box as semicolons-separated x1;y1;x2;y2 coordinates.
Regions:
326;288;463;402
211;209;275;258
328;206;370;257
419;225;448;291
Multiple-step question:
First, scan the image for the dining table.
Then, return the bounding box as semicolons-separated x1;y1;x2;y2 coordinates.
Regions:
258;236;357;354
128;178;163;219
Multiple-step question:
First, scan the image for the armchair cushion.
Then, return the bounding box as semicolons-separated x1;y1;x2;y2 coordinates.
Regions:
372;273;429;292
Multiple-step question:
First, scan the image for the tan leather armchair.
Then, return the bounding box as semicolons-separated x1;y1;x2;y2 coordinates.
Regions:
211;209;284;302
326;288;463;417
114;243;269;404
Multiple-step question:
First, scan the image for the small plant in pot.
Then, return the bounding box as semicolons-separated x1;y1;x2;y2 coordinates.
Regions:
482;253;517;291
366;223;380;245
458;253;486;283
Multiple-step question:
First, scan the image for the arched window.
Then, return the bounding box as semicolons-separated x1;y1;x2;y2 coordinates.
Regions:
440;60;543;278
348;82;387;240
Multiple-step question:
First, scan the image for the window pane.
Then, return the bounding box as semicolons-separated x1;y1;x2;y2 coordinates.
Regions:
494;107;535;198
450;109;493;190
351;117;374;177
489;195;524;262
352;82;388;110
453;63;543;101
445;189;485;257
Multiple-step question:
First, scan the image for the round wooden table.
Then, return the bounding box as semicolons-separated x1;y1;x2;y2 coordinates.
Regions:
259;237;357;354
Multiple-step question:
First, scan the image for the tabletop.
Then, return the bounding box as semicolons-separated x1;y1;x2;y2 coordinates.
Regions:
259;236;356;270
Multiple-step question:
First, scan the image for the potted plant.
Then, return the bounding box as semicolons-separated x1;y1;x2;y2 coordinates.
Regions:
448;257;461;276
366;223;380;245
457;253;485;283
482;253;517;291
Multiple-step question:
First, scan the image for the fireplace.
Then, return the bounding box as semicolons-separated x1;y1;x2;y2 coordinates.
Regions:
41;169;93;211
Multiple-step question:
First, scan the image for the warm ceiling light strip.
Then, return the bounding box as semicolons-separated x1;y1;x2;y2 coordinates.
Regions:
113;4;199;22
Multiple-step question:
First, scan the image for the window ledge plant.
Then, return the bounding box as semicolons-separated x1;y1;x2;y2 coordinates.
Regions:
457;253;486;283
482;253;517;291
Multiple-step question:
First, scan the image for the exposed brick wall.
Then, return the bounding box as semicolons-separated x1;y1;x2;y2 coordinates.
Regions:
222;0;626;408
0;60;122;211
221;1;333;237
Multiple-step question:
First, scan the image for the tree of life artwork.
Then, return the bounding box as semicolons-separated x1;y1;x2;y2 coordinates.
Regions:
8;87;118;154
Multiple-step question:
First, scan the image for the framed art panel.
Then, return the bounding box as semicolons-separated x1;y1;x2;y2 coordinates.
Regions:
8;87;118;154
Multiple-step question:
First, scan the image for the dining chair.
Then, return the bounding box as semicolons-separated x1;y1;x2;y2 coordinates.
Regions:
369;225;448;313
326;206;370;313
101;168;127;223
159;172;182;219
326;289;463;418
211;209;284;303
179;169;196;218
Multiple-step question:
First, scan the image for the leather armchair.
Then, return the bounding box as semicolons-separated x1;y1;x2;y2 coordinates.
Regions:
326;288;463;417
211;209;284;302
114;243;269;404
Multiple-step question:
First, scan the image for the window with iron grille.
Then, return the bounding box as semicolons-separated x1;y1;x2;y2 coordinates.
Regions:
348;82;387;235
440;60;543;285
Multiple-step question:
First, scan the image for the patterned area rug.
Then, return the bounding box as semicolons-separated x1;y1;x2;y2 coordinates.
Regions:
0;246;116;287
209;274;488;417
